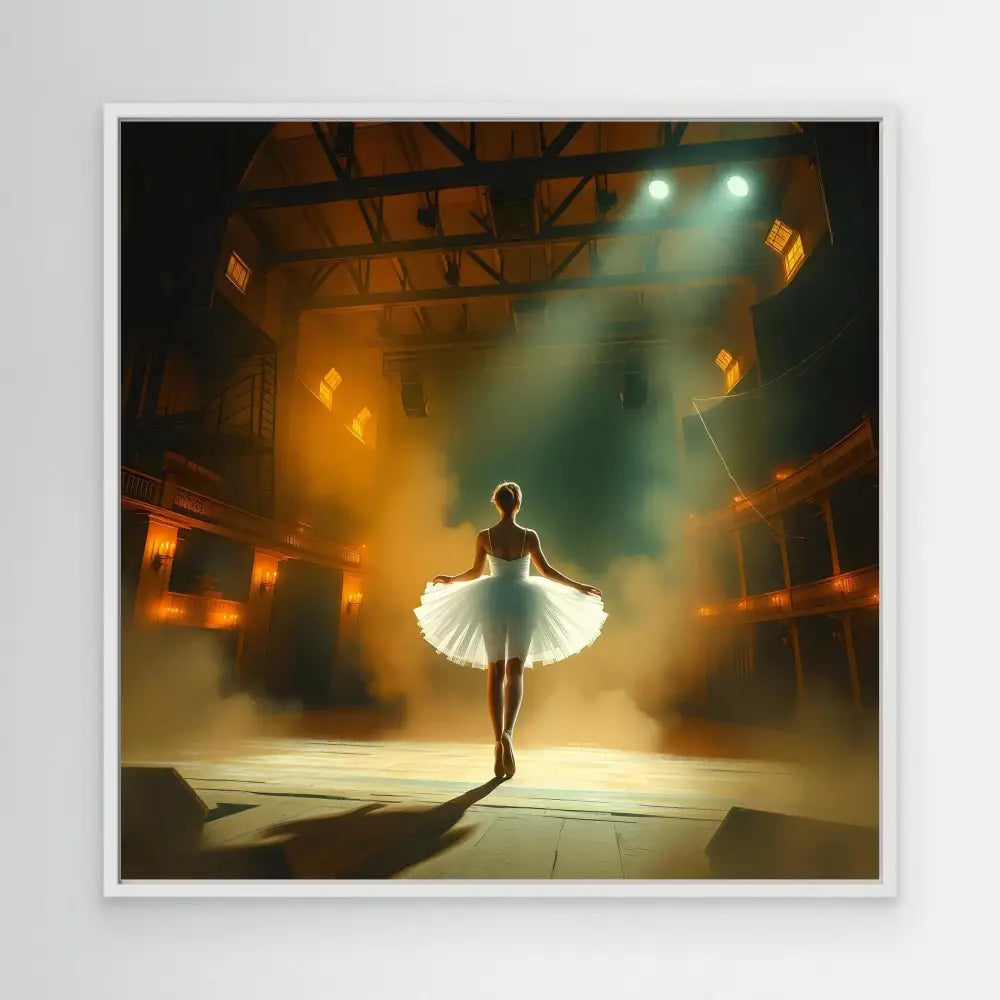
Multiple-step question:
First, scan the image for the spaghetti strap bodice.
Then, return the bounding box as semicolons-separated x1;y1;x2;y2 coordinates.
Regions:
487;524;527;562
486;552;531;580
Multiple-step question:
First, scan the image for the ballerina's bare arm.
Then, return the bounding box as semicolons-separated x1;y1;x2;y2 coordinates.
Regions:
526;530;602;598
432;531;489;584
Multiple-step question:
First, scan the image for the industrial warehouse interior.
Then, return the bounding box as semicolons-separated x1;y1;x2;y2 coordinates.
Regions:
118;119;880;882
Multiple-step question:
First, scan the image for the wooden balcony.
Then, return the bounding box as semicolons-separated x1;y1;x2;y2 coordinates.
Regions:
121;467;362;571
697;565;879;625
691;418;877;534
158;593;246;629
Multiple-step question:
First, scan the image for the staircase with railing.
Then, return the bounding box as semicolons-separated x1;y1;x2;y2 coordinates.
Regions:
150;354;277;516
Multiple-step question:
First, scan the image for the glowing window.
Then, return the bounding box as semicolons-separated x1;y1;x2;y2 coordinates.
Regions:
764;220;794;254
351;406;373;441
714;348;733;372
318;367;342;410
225;251;251;293
783;234;805;281
725;360;742;392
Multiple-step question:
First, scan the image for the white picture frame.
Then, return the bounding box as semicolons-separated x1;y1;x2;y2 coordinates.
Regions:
103;104;897;898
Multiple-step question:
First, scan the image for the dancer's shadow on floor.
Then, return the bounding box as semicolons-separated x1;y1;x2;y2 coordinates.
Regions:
192;776;505;880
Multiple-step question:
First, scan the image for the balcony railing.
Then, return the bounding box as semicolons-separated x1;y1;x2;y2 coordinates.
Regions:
692;418;877;533
121;467;362;569
697;565;879;625
159;593;246;629
121;468;162;506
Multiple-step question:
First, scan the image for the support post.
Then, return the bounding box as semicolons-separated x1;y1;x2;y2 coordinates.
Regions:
776;515;803;698
132;517;179;625
776;513;792;591
237;550;281;689
789;619;805;698
841;611;862;710
819;490;842;576
335;568;365;701
733;528;747;598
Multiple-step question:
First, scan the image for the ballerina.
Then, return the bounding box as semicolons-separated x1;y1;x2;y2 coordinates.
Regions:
414;481;607;779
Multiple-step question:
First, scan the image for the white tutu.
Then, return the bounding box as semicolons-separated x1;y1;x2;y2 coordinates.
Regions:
414;553;608;669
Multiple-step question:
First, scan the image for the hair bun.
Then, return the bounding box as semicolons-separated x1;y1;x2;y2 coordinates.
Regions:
491;481;522;514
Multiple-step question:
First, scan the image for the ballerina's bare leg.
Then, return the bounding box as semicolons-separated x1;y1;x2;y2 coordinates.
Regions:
500;657;524;777
487;660;505;776
486;661;504;740
484;624;507;777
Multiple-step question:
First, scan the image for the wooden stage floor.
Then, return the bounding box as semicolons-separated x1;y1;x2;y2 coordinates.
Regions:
122;730;879;881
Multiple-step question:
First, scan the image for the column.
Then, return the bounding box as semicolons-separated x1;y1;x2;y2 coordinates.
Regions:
819;490;842;576
733;528;754;677
789;620;805;698
339;568;364;662
236;549;281;689
132;517;179;625
776;513;792;592
733;527;748;599
841;611;862;710
776;514;804;697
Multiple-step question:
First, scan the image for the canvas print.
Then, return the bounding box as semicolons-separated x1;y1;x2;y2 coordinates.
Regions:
115;118;882;885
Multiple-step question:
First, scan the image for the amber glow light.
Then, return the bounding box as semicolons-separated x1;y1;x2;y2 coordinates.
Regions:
150;538;176;571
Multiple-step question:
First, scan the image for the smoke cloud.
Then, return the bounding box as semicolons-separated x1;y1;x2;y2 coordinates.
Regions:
358;426;704;753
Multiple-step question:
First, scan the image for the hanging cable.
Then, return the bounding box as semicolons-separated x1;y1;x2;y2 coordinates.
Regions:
690;297;874;543
692;298;873;406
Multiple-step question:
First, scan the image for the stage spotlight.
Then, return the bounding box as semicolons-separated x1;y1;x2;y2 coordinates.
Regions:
648;178;670;200
727;175;749;197
416;204;439;230
488;178;537;239
596;188;618;215
400;372;428;418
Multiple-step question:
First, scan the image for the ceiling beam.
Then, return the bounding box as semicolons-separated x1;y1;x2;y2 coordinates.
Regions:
542;122;584;158
540;174;593;232
304;265;752;312
312;122;431;332
264;200;777;267
422;122;478;166
240;132;814;210
383;328;677;356
668;121;689;147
